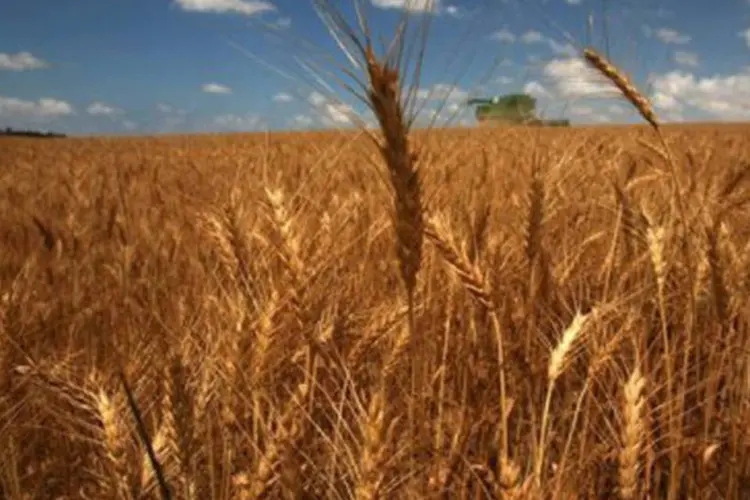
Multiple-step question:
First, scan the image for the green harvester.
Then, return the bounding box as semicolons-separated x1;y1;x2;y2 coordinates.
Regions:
466;93;570;127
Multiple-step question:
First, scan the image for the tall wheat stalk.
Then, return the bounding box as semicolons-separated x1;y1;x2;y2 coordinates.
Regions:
583;47;693;499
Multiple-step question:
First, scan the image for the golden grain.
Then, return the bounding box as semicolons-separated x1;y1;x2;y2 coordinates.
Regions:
1;122;749;498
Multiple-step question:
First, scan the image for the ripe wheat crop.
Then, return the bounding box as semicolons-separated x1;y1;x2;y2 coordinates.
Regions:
1;121;750;499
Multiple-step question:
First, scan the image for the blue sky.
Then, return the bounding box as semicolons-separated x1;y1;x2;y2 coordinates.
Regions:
1;0;748;135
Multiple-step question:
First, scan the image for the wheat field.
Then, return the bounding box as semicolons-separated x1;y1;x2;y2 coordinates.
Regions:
1;121;750;499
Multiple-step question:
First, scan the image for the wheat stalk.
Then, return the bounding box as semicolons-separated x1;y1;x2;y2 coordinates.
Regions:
424;212;511;470
354;389;396;500
161;353;196;499
619;367;646;500
95;388;134;498
537;310;591;483
245;381;310;498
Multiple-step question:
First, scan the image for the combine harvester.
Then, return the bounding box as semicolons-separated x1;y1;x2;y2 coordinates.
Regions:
466;93;570;127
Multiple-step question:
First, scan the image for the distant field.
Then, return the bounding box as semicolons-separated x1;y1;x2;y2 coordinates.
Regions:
1;124;750;498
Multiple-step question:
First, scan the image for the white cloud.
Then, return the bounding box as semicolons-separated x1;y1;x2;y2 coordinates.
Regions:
570;105;594;116
291;115;313;127
655;28;691;45
122;120;137;131
445;102;461;113
523;81;550;98
161;116;187;131
547;39;577;57
740;29;750;48
323;104;354;125
87;102;123;116
542;57;617;98
489;28;516;43
418;98;469;126
371;0;441;12
157;103;174;113
308;91;355;125
565;0;582;4
0;51;48;71
271;16;291;29
213;113;262;130
272;92;293;103
673;50;699;68
0;96;73;118
417;83;468;102
174;0;275;16
157;103;187;116
202;83;232;94
520;31;544;44
444;5;460;17
650;69;750;120
496;76;513;85
370;0;460;16
309;91;326;107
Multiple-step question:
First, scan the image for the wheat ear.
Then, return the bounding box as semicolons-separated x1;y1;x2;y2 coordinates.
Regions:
619;367;646;499
536;311;591;483
582;48;660;130
364;45;424;302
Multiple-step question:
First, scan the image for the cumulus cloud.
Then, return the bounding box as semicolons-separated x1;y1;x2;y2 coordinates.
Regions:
87;102;123;116
155;103;188;132
273;92;293;103
416;98;470;126
489;28;516;43
174;0;275;16
157;112;188;132
650;69;750;120
202;83;232;94
157;103;187;116
371;0;440;12
417;83;469;102
570;105;594;116
673;50;699;68
562;104;619;124
547;39;577;57
370;0;460;15
308;91;355;125
0;51;48;71
271;16;291;29
213;113;262;130
655;28;691;45
291;115;313;127
542;57;616;98
523;81;550;98
0;96;73;118
494;30;569;55
444;5;461;17
520;31;544;44
565;0;582;4
740;29;750;48
308;92;326;107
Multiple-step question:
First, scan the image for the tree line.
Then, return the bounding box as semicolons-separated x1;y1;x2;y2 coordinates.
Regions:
0;127;67;138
